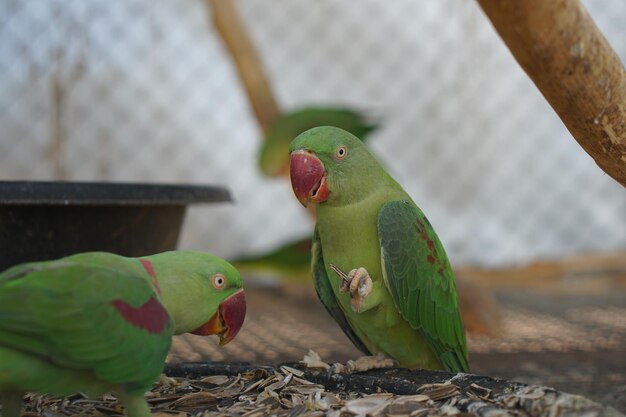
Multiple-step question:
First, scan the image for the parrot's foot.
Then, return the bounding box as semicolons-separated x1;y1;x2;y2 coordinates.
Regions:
331;354;396;374
330;264;373;312
116;390;152;417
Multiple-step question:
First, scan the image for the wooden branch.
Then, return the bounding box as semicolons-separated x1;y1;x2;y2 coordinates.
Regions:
207;0;281;134
476;0;626;187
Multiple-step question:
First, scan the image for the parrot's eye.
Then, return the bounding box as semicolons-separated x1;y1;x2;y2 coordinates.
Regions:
335;145;348;160
211;274;227;290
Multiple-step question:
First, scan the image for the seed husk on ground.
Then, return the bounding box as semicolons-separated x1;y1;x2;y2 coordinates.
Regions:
18;351;622;417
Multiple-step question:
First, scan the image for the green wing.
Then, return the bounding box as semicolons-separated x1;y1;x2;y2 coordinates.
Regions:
378;201;469;372
312;228;371;355
0;259;173;394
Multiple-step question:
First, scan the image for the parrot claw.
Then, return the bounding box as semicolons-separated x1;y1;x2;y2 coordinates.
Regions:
350;271;373;312
329;263;351;293
339;275;350;293
346;354;396;373
330;264;372;313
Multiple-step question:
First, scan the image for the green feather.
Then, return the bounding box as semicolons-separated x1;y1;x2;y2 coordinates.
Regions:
0;260;172;394
378;200;469;372
311;228;371;355
232;237;313;282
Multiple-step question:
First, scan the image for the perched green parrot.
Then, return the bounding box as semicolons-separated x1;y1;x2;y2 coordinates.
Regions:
259;107;378;177
288;127;469;372
0;251;246;417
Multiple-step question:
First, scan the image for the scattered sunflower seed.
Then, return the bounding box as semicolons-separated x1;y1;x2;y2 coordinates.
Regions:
200;375;230;386
19;352;617;417
469;383;492;400
418;383;459;401
281;365;305;377
344;394;393;415
171;392;218;411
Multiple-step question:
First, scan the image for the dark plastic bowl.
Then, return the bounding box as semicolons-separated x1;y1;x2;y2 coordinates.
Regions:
0;181;231;270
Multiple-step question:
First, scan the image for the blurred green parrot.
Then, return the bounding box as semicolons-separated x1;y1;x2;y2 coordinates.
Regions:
259;107;378;177
233;237;313;282
0;251;246;417
289;126;469;372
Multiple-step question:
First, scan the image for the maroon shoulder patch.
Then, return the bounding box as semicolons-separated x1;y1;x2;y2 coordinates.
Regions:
112;297;169;334
415;216;446;276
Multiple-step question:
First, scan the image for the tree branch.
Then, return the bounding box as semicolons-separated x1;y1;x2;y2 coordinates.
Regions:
476;0;626;187
207;0;281;134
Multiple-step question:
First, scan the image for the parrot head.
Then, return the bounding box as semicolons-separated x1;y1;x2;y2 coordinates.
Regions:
289;126;384;207
147;252;246;346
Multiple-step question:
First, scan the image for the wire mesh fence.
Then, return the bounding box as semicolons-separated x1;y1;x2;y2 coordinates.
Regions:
1;0;625;267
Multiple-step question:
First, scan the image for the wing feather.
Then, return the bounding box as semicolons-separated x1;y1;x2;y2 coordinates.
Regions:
378;200;469;372
0;260;173;393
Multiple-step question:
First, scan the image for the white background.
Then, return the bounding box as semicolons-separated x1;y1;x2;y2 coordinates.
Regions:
0;0;624;266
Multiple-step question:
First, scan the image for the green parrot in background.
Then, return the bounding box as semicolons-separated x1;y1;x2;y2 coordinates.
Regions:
233;237;313;282
0;251;246;417
259;107;378;177
289;127;469;372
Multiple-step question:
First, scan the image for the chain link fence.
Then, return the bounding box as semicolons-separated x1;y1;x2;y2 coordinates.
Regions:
1;0;625;267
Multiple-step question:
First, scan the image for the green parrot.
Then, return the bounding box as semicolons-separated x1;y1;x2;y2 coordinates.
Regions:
232;237;312;282
259;107;378;177
288;126;469;372
0;251;246;417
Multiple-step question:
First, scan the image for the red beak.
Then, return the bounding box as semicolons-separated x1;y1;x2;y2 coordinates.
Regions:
289;150;329;206
191;289;246;346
